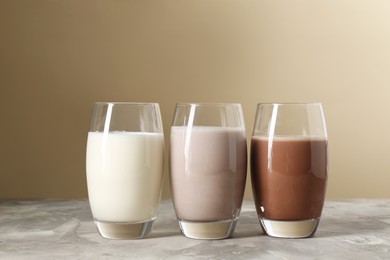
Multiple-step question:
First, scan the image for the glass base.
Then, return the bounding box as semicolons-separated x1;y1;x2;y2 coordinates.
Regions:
94;219;154;239
178;219;237;240
260;218;319;238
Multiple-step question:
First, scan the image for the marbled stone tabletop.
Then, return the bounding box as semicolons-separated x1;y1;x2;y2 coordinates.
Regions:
0;199;389;259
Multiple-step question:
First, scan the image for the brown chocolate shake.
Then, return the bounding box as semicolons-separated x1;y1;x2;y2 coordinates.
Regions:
251;136;327;221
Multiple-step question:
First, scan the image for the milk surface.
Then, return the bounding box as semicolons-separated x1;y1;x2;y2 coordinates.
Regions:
86;131;164;222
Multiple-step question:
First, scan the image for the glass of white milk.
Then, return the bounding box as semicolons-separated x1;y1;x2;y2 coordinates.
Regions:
86;102;164;239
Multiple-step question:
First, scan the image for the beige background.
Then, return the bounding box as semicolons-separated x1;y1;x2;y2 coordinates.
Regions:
1;0;389;199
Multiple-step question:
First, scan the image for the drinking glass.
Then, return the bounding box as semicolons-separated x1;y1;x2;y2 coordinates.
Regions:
251;103;328;238
86;102;164;239
170;103;247;239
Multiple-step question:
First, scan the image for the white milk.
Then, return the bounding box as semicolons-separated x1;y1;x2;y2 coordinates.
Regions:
86;131;164;223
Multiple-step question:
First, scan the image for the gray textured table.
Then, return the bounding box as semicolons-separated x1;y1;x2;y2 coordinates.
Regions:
0;199;389;259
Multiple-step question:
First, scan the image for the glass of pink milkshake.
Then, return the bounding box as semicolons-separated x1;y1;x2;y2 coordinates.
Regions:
170;103;247;239
86;102;164;239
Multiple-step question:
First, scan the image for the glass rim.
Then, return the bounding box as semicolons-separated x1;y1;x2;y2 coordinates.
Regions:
256;102;323;107
175;102;242;107
93;102;160;106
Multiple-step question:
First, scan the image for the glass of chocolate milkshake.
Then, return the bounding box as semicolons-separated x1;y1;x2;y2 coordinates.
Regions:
251;103;328;238
170;103;247;239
